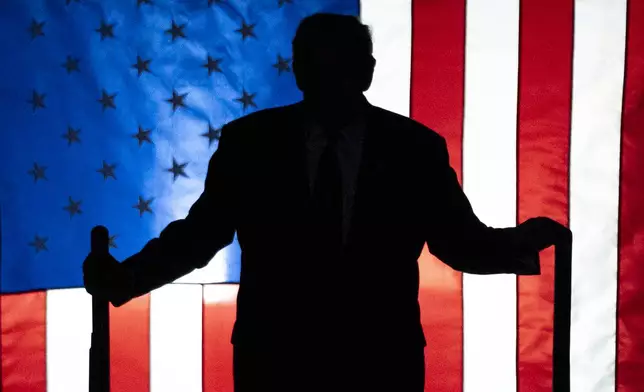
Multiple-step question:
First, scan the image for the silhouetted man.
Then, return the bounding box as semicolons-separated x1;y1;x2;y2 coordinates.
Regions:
84;13;570;392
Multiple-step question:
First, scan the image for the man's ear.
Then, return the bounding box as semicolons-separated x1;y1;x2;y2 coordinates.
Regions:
361;56;376;92
292;59;305;92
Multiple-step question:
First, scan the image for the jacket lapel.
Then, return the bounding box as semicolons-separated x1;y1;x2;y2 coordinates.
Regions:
282;102;312;209
346;105;387;245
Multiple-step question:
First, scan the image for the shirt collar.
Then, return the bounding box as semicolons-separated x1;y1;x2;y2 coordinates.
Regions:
301;95;369;140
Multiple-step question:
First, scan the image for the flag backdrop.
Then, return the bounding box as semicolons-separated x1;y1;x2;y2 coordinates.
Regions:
1;0;643;391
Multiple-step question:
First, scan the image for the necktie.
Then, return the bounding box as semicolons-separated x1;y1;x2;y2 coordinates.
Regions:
310;130;343;252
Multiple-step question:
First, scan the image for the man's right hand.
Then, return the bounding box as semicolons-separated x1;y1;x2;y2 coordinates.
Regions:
519;217;572;252
83;250;123;302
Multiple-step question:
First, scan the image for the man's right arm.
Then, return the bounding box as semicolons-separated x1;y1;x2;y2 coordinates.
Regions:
109;125;239;306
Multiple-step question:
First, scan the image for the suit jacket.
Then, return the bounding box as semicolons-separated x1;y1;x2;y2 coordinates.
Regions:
112;100;540;349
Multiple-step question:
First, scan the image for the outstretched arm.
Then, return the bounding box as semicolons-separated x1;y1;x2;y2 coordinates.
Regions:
111;126;238;306
424;135;543;275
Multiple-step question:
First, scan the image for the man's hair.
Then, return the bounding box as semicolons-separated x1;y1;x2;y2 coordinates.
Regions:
292;13;373;60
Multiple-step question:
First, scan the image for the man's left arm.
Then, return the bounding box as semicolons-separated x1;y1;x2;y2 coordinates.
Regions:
423;134;559;275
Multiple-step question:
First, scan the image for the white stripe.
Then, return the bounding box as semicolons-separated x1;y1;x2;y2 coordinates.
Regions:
569;0;626;390
461;0;520;391
176;244;236;284
360;0;412;116
150;284;203;392
46;288;93;392
203;284;239;305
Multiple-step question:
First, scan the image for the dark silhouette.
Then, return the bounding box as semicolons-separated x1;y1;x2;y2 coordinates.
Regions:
83;13;570;392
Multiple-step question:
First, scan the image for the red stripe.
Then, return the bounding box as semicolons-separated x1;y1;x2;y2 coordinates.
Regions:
516;0;574;390
110;294;150;392
411;1;466;391
0;292;46;392
617;0;644;389
202;285;238;392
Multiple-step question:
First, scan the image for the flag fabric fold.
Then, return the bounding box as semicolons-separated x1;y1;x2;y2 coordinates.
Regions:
2;0;643;391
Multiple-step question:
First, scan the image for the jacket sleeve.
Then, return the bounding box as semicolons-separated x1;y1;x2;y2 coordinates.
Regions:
111;125;238;306
424;135;540;275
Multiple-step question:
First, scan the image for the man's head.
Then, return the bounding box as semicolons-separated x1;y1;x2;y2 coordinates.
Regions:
292;13;376;101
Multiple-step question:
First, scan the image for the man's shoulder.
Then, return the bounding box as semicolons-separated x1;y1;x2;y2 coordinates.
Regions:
220;102;447;149
370;105;445;147
222;103;298;136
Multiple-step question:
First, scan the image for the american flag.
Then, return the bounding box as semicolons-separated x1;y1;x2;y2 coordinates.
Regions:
0;0;642;391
